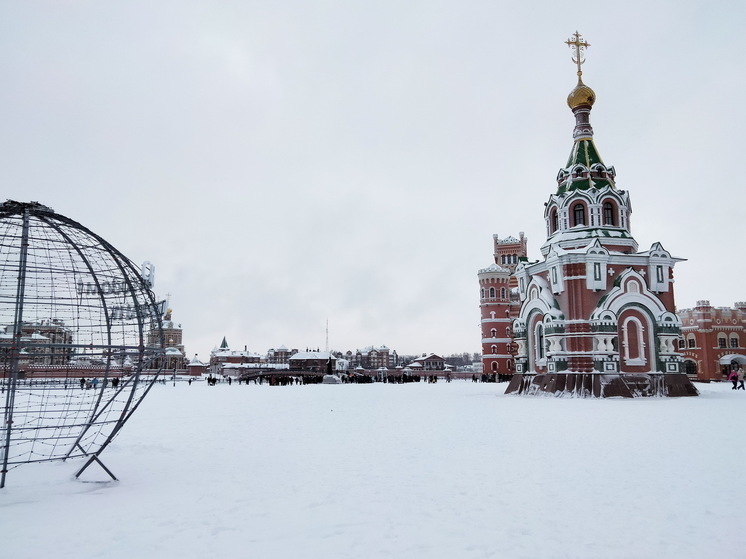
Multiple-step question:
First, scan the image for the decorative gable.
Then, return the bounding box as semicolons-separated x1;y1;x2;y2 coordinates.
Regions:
585;240;609;291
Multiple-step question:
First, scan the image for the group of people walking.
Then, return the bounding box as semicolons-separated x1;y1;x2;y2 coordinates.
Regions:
729;366;745;390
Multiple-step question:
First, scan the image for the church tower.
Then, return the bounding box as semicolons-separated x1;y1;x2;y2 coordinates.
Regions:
506;32;697;397
478;233;527;378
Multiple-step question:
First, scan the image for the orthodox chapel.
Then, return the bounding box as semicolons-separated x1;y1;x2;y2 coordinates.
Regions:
504;33;697;397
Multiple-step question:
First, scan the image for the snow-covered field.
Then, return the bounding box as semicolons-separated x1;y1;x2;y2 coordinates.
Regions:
3;380;745;559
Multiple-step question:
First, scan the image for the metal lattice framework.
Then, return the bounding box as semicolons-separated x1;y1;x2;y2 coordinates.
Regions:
0;200;164;487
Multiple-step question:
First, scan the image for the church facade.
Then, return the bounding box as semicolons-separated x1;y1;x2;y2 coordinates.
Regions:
505;33;697;397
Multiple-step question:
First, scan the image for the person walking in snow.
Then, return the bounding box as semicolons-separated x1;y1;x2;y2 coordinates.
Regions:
729;369;739;390
737;366;745;390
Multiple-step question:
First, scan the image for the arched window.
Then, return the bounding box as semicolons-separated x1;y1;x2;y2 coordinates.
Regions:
573;203;586;226
489;287;496;298
718;336;727;349
491;345;497;354
603;202;615;226
480;288;485;299
730;335;739;349
490;328;497;338
550;208;559;233
500;287;506;299
687;336;696;348
491;362;498;372
535;323;545;362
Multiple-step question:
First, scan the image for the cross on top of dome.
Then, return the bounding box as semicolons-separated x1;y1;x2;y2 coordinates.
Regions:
565;31;590;83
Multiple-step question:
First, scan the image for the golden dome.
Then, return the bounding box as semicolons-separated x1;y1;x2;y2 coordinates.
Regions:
567;81;596;109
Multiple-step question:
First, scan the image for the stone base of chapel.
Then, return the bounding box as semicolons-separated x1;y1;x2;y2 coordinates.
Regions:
504;372;699;398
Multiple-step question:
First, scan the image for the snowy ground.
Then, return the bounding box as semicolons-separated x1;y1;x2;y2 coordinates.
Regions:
3;380;745;559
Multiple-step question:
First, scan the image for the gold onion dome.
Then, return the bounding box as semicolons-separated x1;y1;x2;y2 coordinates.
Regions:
567;80;596;110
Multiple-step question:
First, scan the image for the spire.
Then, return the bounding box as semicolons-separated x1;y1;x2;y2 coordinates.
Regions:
565;31;590;85
565;31;596;141
556;31;615;195
220;336;228;350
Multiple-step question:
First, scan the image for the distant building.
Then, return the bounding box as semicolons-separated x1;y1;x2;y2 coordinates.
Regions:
677;301;746;380
267;345;296;364
0;319;74;367
478;233;527;377
147;307;186;370
355;345;397;369
186;354;208;376
209;337;263;375
411;353;445;371
288;351;336;373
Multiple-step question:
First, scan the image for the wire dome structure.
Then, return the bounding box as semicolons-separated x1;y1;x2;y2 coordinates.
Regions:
0;200;164;487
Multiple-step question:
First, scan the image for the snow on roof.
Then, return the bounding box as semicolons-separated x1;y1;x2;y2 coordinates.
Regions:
212;349;263;359
221;362;289;370
496;235;520;244
289;351;335;360
414;353;444;361
478;263;509;274
357;345;390;353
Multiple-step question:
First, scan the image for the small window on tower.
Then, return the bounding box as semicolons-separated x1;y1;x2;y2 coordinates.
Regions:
573;203;586;226
603;202;615;226
594;262;601;281
656;266;664;283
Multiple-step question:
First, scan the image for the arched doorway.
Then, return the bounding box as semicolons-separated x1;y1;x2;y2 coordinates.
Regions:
683;359;697;377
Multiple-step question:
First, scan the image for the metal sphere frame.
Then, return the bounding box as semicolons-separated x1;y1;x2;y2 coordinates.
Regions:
0;200;164;487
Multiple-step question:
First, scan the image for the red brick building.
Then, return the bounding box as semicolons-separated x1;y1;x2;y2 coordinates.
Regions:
478;233;527;376
411;353;445;371
267;345;296;365
355;345;396;369
288;351;336;373
678;301;746;380
209;337;263;375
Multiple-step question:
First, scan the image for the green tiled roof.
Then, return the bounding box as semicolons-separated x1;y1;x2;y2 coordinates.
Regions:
566;139;604;168
555;138;615;195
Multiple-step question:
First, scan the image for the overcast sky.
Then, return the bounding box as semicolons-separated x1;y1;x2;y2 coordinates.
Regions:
1;1;744;359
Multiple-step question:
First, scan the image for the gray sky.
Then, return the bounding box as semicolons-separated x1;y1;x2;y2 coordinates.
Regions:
1;1;744;359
